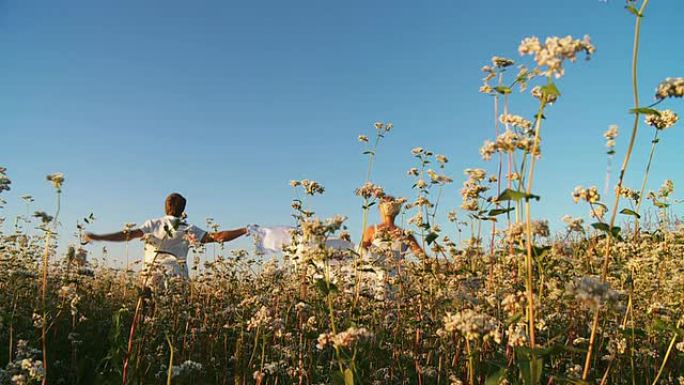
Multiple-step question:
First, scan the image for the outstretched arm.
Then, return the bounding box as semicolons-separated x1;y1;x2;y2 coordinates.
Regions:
407;234;426;258
361;226;376;250
84;229;144;243
202;227;248;244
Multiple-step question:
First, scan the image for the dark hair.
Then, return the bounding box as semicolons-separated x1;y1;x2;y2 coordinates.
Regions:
165;193;186;217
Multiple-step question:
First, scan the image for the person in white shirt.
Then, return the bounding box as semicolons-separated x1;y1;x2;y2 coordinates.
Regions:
84;193;247;286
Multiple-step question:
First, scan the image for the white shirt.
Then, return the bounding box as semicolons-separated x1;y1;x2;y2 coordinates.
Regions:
138;216;207;271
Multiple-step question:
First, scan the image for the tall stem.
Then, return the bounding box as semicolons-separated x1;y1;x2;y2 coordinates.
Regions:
634;129;661;231
583;0;649;379
523;101;546;350
40;190;60;385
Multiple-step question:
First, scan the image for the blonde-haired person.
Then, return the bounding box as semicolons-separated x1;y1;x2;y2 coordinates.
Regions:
361;195;425;274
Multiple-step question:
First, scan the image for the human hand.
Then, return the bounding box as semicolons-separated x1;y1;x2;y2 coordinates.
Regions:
82;232;97;244
245;224;259;236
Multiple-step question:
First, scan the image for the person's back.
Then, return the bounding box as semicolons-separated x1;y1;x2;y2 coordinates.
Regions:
84;192;248;288
139;214;207;279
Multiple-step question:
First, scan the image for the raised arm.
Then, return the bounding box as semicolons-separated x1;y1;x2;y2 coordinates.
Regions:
202;227;248;244
84;229;144;243
406;234;426;258
361;226;376;250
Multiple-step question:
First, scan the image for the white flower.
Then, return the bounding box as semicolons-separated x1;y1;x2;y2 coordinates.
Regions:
568;276;621;310
644;109;678;129
491;56;515;68
46;172;65;190
655;77;684;100
519;35;594;78
443;309;500;343
499;114;532;130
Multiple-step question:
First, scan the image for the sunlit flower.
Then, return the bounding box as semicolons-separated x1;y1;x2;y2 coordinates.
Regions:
480;140;496;160
568;276;621;310
46;172;65;191
518;35;595;78
355;182;385;199
492;56;515;68
443;309;500;343
644;109;678;130
655;77;684;100
499;114;532;130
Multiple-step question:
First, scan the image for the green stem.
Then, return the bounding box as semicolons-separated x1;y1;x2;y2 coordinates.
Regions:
523;99;547;350
165;335;174;385
634;129;661;231
650;324;680;385
584;0;649;380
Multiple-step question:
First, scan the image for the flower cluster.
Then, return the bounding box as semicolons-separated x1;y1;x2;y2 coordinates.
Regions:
46;172;65;191
567;276;621;310
571;185;600;204
171;360;203;378
499;114;532;130
373;121;393;133
604;124;618;153
644;109;678;130
0;167;10;193
443;309;500;343
655;77;684;100
480;129;541;160
531;85;558;104
561;215;585;232
618;186;640;202
316;326;372;350
354;182;385;199
289;179;325;195
460;169;488;211
518;35;595;78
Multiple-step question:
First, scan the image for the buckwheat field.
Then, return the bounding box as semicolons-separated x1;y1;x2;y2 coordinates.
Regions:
2;1;684;384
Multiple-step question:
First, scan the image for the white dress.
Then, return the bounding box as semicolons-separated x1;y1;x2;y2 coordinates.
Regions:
355;226;410;300
368;225;409;275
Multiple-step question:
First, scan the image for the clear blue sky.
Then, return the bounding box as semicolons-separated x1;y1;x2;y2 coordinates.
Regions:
2;0;684;266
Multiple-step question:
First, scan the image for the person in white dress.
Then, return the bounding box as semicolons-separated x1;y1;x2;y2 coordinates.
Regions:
359;196;425;298
84;193;248;288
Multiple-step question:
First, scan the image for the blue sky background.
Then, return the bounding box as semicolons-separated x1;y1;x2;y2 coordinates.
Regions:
2;0;684;267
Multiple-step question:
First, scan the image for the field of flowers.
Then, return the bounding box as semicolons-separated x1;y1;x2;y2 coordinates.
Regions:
2;1;684;384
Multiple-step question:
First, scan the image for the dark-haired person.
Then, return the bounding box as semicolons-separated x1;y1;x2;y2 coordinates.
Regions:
84;193;248;286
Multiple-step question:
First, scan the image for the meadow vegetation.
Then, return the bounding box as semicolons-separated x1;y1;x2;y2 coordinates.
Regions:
2;1;684;384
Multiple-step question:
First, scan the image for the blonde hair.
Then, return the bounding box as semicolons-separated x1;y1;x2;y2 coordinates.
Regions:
379;195;403;218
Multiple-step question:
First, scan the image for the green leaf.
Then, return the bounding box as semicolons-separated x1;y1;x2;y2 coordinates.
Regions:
591;223;621;238
315;279;337;296
496;188;540;203
625;4;642;17
541;82;561;98
344;369;354;385
425;232;439;245
620;208;641;218
331;372;345;385
629;107;659;115
485;368;506;385
532;245;551;258
515;347;543;385
494;86;512;95
488;207;515;216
